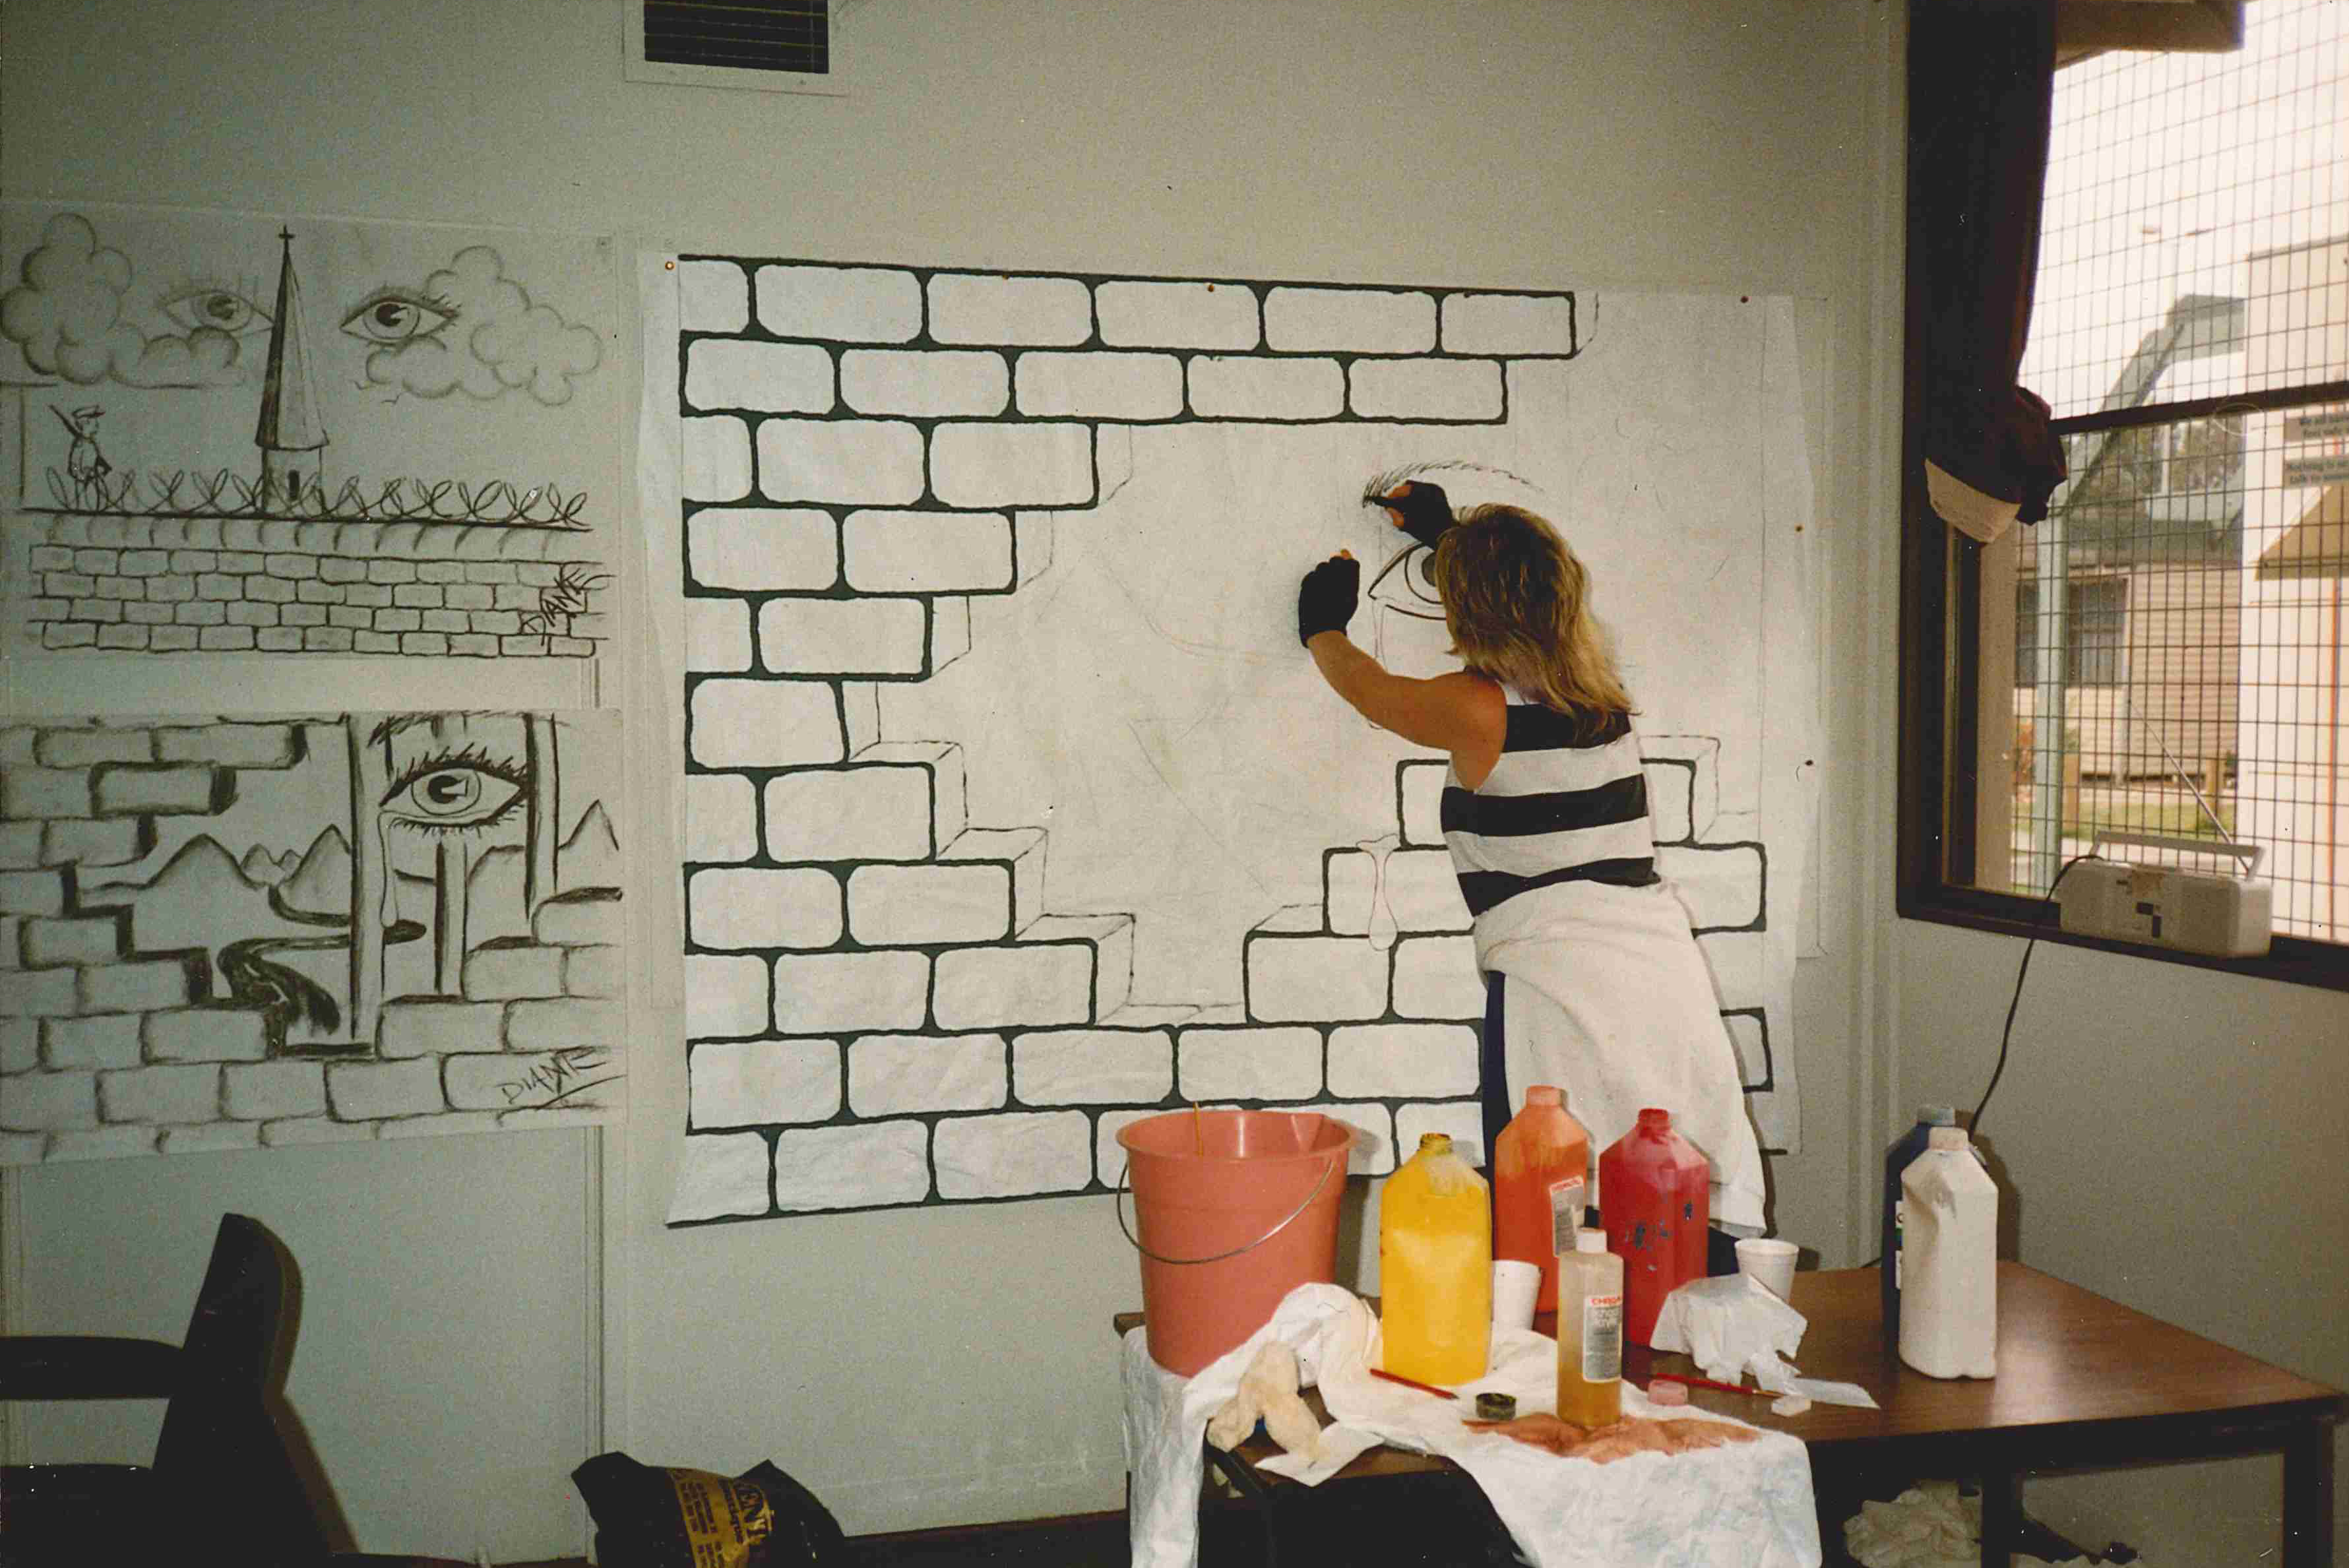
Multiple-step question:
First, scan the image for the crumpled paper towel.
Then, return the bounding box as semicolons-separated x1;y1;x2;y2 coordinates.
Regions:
1840;1482;2094;1568
1649;1274;1807;1383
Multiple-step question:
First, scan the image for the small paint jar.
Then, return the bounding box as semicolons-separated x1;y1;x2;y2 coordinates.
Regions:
1474;1392;1517;1421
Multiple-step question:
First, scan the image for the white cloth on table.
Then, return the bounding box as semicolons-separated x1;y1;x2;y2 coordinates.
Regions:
1123;1282;1821;1568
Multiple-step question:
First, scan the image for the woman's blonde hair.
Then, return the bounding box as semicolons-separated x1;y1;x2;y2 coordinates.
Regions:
1431;505;1635;736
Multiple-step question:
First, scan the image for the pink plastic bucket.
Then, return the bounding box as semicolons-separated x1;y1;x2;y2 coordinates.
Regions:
1115;1109;1352;1377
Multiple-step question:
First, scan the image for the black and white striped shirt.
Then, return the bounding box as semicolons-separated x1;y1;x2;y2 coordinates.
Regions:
1441;693;1658;920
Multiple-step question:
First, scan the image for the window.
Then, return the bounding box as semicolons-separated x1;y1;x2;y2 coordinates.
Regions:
623;0;846;96
1902;0;2349;984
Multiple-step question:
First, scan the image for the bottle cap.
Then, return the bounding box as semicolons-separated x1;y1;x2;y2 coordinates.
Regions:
1919;1106;1957;1125
1526;1085;1563;1106
1575;1227;1608;1254
1927;1126;1968;1152
1474;1391;1517;1421
1417;1133;1452;1154
1636;1107;1672;1130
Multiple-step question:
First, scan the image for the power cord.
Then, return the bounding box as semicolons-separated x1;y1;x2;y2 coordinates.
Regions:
1970;851;2100;1141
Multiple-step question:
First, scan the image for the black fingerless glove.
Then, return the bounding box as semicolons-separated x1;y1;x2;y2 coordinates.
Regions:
1373;480;1456;552
1297;555;1360;646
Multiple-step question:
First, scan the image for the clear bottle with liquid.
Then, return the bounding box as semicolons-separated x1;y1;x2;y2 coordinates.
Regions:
1555;1228;1623;1428
1493;1085;1590;1314
1379;1133;1492;1385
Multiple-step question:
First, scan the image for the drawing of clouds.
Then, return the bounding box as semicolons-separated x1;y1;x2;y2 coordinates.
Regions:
0;212;250;387
356;245;602;405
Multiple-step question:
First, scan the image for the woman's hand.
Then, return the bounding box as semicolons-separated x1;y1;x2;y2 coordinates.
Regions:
1369;480;1456;552
1297;550;1360;646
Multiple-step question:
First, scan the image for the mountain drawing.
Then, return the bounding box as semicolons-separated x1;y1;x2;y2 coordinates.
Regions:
276;827;351;918
113;836;325;956
240;846;296;885
559;800;619;888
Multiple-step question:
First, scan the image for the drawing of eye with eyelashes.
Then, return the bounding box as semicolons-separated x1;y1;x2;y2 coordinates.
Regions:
155;279;274;337
340;286;458;348
378;745;531;837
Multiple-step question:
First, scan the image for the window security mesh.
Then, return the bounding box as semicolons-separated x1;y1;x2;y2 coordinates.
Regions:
642;0;829;76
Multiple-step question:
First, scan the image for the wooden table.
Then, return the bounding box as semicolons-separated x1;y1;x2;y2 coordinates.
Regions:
1117;1262;2344;1567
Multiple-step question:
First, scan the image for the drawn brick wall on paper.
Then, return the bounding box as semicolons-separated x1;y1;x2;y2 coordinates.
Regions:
0;713;623;1164
668;261;1785;1224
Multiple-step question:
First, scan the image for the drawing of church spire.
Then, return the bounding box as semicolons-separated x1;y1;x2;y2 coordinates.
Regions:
255;226;327;509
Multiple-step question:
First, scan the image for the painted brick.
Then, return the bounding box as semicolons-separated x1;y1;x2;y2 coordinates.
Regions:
392;585;445;608
927;274;1090;346
172;601;226;626
764;765;935;862
1015;352;1183;419
1391;936;1485;1019
41;1015;142;1070
772;1120;931;1212
420;610;468;635
1725;1012;1768;1089
379;999;508;1058
95;624;149;650
216;550;264;572
772;950;930;1034
563;946;621;999
1264;286;1436;352
1396;1100;1488;1165
938;827;1045;929
460;940;567;1000
73;549;119;574
446;633;497;656
99;1063;221;1123
197;572;241;600
153;627;199;652
1442;292;1583;356
842;510;1013;594
47;1126;164;1160
284;602;330;623
847;863;1009;947
0;869;66;918
684;773;759;862
222;1060;327;1119
685;596;753;673
439;1049;608;1112
533;889;624;947
0;1020;35;1073
329;606;375;630
379;1111;501;1139
228;602;280;628
255;627;301;652
683;415;754;502
756;418;925;505
354;632;400;653
199;625;259;652
1187;356;1344;419
670;1131;774;1220
2;1071;97;1130
94;765;222;815
933;945;1091;1031
1656;844;1764;929
118;549;168;575
933;1109;1092;1199
327;1058;445;1119
71;598;124;623
443;584;492;611
20;916;120;966
41;624;96;649
848;1032;1006;1114
690;867;842;950
0;1131;43;1162
1012;1028;1171;1106
264;552;317;580
46;573;98;598
159;1123;262;1155
1328;1023;1480;1098
1646;763;1694;843
686;338;834;414
503;999;620;1047
931;594;972;672
687;507;837;592
319;555;368;582
0;823;38;870
1349;358;1503;420
467;613;520;636
140;1005;269;1063
755;263;922;342
689;678;842;768
93;577;143;600
1095;280;1261;350
378;612;422;635
123;604;173;625
929;423;1092;509
346;582;392;605
1325;848;1468;937
759;596;926;674
42;819;144;867
1245;935;1388;1022
840;349;1009;417
305;627;357;652
689;1038;840;1128
259;1118;377;1148
3;768;91;819
679;259;750;333
1699;931;1766;1013
35;728;151;768
28;546;74;571
685;953;769;1039
1175;1026;1325;1102
80;958;193;1013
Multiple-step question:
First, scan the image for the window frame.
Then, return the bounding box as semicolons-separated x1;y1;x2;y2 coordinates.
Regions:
1895;59;2349;993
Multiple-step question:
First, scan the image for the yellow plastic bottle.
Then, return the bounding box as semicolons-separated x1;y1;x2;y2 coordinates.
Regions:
1555;1227;1623;1427
1379;1133;1492;1385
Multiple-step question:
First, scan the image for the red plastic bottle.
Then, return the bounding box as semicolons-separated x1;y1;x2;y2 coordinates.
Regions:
1598;1108;1710;1346
1491;1085;1590;1313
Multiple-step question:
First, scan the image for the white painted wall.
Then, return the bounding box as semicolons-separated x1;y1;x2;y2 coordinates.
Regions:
0;0;1902;1555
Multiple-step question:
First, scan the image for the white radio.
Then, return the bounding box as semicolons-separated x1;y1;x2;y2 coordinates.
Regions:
2054;832;2272;958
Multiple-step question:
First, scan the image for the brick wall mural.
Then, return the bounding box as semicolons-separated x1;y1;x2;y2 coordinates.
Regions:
2;203;617;659
0;712;624;1164
655;258;1815;1224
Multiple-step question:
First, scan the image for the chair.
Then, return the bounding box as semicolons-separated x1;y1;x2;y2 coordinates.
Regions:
0;1212;336;1567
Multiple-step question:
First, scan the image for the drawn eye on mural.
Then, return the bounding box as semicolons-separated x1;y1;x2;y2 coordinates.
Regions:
156;279;273;338
379;747;530;836
339;286;456;348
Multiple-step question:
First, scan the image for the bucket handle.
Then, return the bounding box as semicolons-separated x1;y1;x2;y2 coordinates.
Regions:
1112;1146;1344;1267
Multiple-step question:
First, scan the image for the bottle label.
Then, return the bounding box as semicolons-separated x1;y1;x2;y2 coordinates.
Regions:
1548;1175;1587;1256
1582;1292;1623;1382
1893;1199;1904;1291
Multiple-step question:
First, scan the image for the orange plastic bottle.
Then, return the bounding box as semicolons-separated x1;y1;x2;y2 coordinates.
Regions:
1491;1085;1590;1313
1598;1108;1710;1347
1379;1133;1492;1385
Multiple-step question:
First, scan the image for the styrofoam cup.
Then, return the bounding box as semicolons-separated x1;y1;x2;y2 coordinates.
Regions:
1735;1238;1799;1300
1492;1260;1541;1331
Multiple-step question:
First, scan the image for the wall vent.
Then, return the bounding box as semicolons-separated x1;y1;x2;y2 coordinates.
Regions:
624;0;846;96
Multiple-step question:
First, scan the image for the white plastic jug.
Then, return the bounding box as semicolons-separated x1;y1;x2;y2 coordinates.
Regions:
1898;1127;1999;1379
